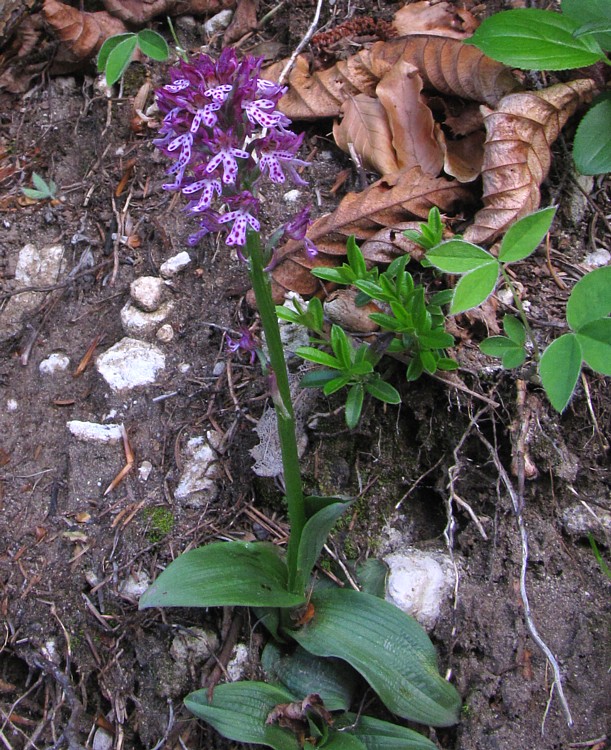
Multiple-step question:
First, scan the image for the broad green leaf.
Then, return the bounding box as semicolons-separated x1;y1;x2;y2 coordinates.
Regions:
262;642;356;711
467;9;606;70
356;558;388;598
498;206;557;263
301;369;337;389
417;330;454;349
426;240;494;273
104;35;138;85
364;378;401;404
139;541;305;609
324;734;367;750
480;336;519;358
450;262;499;314
296;347;340;369
503;315;526;346
576;318;611;375
573;94;611;175
97;33;135;72
290;589;461;727
562;0;611;50
345;383;364;428
339;714;438;750
296;499;353;588
539;333;582;412
136;29;169;61
185;682;300;750
304;495;352;517
566;266;611;330
502;347;527;369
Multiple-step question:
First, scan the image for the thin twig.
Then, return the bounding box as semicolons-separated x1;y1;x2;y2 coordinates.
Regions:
278;0;324;84
475;430;574;728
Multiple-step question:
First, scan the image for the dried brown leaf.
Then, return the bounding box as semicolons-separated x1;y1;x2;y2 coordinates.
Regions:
393;1;478;39
464;78;597;244
442;130;485;183
43;0;127;62
376;59;443;175
333;94;400;175
100;0;234;24
223;0;257;44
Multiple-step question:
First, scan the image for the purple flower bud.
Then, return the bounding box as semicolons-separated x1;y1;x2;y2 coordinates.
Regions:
282;206;317;256
226;327;259;364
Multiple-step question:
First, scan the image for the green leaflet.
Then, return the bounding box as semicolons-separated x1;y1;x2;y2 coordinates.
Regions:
139;541;305;609
576;318;611;376
290;589;461;727
262;642;356;711
539;333;583;412
340;714;438;750
450;262;499;314
566;266;611;331
136;29;169;61
185;682;301;750
573;95;611;175
498;207;557;263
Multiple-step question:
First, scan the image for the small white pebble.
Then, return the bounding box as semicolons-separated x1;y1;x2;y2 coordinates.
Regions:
212;361;225;376
138;460;153;481
497;287;513;306
283;189;302;203
156;324;174;342
39;353;70;375
7;399;18;412
583;248;610;268
178;362;191;373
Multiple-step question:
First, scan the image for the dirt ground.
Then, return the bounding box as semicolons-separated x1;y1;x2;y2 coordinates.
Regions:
0;1;610;749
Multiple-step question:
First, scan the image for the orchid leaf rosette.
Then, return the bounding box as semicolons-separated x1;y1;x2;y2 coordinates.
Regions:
141;49;460;750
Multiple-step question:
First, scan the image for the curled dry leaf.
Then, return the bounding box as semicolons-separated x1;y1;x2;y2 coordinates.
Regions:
464;78;598;244
264;36;519;121
393;0;478;39
269;169;472;301
43;0;127;63
101;0;235;24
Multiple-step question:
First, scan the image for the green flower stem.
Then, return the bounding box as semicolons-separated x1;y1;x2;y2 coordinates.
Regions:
500;265;540;361
246;230;306;594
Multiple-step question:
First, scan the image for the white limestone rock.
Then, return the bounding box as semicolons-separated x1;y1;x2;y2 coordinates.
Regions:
130;276;165;312
67;421;123;443
227;643;249;681
174;431;222;507
39;353;70;375
120;299;174;338
204;9;233;35
96;338;166;391
160;251;192;278
156;323;174;342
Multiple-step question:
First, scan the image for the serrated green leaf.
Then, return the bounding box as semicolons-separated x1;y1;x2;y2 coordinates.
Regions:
296;347;341;369
562;0;611;50
364;378;401;404
573;95;611;175
450;262;499;314
426;240;495;273
498;207;557;263
185;682;300;750
97;33;135;72
139;541;305;609
104;35;138;85
576;318;611;375
503;315;527;345
290;588;461;726
339;714;438;750
566;266;611;330
296;500;353;588
539;333;583;412
262;643;356;711
136;29;169;61
467;9;605;70
345;384;364;428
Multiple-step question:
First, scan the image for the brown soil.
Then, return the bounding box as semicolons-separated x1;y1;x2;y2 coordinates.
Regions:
0;1;609;750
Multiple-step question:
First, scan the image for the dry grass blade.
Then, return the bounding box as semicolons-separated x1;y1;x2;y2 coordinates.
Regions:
464;78;598;244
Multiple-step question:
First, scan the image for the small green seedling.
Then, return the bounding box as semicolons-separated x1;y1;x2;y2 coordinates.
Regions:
97;29;169;86
21;172;57;201
467;2;611;175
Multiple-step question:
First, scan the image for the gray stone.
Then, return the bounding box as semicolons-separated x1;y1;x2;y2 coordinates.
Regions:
174;432;222;507
130;276;165;312
203;9;233;35
156;324;174;343
160;252;192;278
120;300;174;338
95;338;166;391
562;503;611;545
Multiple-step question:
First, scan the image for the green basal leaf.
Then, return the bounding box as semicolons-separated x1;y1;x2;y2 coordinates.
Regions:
420;350;438;374
301;369;337;389
97;33;134;72
367;313;401;332
185;682;300;750
296;499;353;588
290;588;461;727
312;267;356;284
562;0;611;50
262;642;356;711
417;329;454;349
364;378;401;404
356;558;388;598
347;235;367;278
429;288;454;306
437;357;459;371
503;315;526;346
324;734;367;750
139;541;305;609
136;29;169;61
573;95;611;176
339;714;438;750
308;297;325;331
323;374;352;396
566;266;611;330
450;262;499;314
539;333;583;412
296;347;341;369
331;325;353;370
406;356;424;381
498;206;557;263
426;240;494;273
576;318;611;375
252;606;283;641
105;35;138;85
467;9;606;70
276;307;304;325
345;383;364;428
